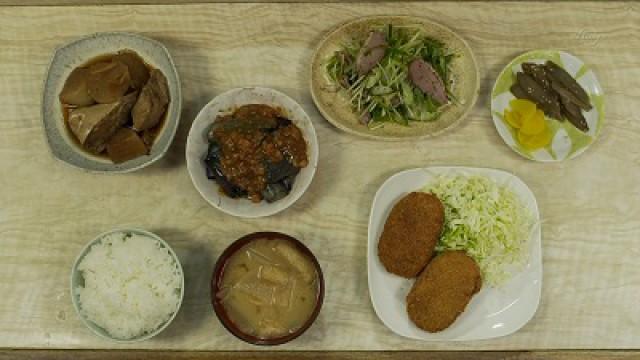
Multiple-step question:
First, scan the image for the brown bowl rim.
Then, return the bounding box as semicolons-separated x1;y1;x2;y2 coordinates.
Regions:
210;231;325;346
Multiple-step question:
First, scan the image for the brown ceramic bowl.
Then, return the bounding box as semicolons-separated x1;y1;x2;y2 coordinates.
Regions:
211;232;324;345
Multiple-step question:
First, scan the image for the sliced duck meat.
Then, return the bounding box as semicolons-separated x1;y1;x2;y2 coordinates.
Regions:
551;80;592;111
545;61;591;108
105;127;149;163
356;31;387;76
360;111;372;125
522;63;552;90
516;72;563;120
59;67;95;106
68;92;137;153
409;58;448;105
86;61;132;104
113;50;150;90
559;95;589;132
132;69;170;131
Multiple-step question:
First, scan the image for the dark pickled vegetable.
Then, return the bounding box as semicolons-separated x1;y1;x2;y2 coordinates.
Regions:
511;60;592;132
545;60;591;109
515;72;563;120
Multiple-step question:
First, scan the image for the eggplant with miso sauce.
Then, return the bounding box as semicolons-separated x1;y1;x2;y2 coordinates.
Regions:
204;104;308;204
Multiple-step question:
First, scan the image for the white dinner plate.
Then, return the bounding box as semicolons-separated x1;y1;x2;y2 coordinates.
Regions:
368;166;542;340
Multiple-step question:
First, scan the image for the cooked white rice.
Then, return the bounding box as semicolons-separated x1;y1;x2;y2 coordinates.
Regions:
75;231;182;340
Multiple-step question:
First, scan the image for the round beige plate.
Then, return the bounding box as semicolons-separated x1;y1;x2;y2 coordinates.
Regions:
310;16;480;141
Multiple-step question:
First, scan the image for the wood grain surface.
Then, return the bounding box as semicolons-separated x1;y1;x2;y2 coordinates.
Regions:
0;0;639;352
2;0;395;6
2;350;640;360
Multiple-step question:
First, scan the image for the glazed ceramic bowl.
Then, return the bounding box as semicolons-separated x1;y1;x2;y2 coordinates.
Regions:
211;232;324;345
186;87;319;218
70;228;185;342
42;32;182;173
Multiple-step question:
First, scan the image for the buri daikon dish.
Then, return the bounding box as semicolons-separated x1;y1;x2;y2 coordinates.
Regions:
42;32;182;173
211;232;324;345
59;49;170;164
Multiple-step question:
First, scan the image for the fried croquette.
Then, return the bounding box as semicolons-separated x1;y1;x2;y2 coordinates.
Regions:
406;250;482;332
377;192;445;278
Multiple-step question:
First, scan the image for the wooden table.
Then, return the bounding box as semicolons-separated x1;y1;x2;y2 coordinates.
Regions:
1;1;639;358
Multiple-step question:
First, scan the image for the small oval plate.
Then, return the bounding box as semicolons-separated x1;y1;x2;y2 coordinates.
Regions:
490;50;604;162
310;16;480;141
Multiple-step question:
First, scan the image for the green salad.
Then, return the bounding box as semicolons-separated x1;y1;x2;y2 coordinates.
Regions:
326;24;455;128
423;175;535;286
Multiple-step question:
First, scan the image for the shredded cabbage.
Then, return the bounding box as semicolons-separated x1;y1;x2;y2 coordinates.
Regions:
422;175;534;286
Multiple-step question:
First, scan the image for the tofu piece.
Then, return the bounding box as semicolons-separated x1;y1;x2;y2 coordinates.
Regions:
68;92;137;153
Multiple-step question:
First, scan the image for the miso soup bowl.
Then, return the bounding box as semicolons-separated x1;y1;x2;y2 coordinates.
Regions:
211;232;324;345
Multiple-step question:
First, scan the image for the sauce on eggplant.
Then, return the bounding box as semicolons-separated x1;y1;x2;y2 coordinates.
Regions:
205;104;308;203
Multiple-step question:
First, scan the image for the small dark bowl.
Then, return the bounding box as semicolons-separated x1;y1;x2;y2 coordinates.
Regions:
211;231;324;346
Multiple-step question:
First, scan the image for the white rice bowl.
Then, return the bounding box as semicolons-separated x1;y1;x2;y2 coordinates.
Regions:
74;230;183;340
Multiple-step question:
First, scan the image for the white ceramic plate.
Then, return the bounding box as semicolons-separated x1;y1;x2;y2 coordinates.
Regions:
186;87;319;218
368;167;542;340
490;50;604;162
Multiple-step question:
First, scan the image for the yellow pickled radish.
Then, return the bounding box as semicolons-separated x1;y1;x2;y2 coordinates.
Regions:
510;99;536;116
518;127;552;150
520;109;546;135
504;109;523;129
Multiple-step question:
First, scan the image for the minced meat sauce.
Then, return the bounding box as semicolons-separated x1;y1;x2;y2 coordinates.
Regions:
208;104;308;202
